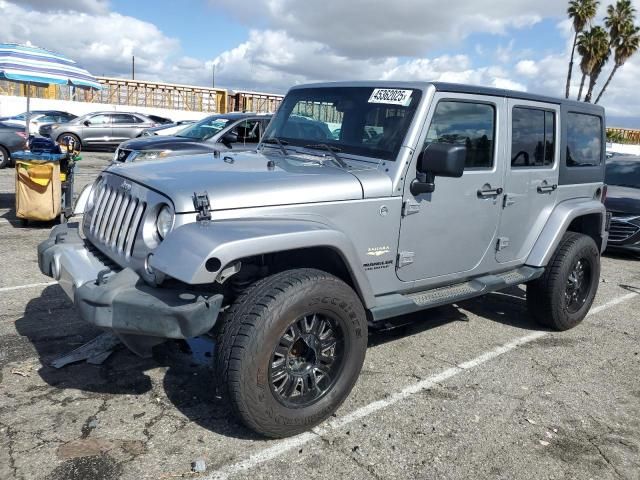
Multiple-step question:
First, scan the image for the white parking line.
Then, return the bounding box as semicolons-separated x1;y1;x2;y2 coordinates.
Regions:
0;281;57;293
204;291;639;480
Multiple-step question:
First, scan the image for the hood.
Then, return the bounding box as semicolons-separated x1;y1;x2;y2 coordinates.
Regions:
119;135;216;152
605;185;640;215
106;150;366;212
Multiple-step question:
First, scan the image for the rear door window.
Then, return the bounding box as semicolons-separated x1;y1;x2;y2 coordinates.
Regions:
112;114;138;124
566;113;602;167
511;107;555;167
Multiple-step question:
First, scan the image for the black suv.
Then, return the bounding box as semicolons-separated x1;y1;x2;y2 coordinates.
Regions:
605;155;640;253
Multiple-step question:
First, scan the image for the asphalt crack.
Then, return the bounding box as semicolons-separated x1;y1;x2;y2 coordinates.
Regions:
1;421;20;480
80;398;108;439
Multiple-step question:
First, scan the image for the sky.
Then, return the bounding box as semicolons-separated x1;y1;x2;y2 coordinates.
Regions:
1;0;639;127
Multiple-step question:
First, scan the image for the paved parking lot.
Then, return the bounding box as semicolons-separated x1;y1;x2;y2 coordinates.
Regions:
1;153;639;480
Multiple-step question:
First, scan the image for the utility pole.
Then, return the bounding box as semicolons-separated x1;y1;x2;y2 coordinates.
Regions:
212;63;215;88
132;56;135;80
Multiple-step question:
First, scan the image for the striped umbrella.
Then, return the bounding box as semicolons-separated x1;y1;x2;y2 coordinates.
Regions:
0;43;101;136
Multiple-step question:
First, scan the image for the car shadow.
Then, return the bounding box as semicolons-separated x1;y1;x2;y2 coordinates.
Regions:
16;284;546;441
604;250;640;261
14;284;261;440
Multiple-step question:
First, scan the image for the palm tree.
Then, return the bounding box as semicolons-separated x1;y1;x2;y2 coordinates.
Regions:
604;0;634;42
595;1;640;103
566;0;600;98
576;26;610;101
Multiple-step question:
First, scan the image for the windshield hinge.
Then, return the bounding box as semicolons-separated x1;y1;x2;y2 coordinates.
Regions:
397;251;415;268
192;191;211;222
402;200;420;217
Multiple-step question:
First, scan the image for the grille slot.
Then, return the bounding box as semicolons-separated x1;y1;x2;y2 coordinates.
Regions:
608;219;640;243
89;183;146;257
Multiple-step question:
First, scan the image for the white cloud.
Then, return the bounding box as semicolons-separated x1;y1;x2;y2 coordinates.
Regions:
516;60;540;77
2;0;639;123
212;0;560;58
0;1;178;80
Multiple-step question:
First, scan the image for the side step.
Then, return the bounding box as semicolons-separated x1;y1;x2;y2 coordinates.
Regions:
369;266;543;322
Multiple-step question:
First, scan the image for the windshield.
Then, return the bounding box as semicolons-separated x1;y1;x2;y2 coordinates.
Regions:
262;87;423;161
605;159;640;189
177;116;231;140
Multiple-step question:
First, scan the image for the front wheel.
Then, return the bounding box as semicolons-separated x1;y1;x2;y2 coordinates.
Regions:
527;232;600;330
215;268;367;438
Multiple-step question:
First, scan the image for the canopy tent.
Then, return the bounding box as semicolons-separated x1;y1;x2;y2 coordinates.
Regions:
0;43;101;136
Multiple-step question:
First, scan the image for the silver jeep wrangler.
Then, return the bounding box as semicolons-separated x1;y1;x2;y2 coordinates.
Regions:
38;82;608;438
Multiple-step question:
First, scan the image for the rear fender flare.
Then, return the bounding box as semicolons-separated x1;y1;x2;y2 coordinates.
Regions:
526;199;606;267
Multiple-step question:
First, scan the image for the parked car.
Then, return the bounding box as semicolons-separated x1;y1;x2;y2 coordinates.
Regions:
47;112;158;150
604;155;640;253
114;112;272;162
141;120;197;137
39;81;607;438
0;122;28;168
0;110;77;134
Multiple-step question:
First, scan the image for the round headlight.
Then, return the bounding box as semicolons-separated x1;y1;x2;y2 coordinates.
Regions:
156;205;174;239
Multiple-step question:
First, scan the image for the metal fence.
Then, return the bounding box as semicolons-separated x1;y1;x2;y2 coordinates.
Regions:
0;77;284;114
607;128;640;145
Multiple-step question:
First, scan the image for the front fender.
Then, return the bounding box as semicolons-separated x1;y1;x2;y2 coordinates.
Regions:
526;199;606;267
149;218;376;308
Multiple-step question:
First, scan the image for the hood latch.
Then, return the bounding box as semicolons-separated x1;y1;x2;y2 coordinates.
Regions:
192;191;212;222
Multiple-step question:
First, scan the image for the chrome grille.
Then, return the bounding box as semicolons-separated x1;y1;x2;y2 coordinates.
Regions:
608;218;640;243
89;183;146;258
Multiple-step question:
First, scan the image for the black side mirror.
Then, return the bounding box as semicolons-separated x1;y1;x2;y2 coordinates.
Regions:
221;132;238;147
411;143;466;195
83;120;91;126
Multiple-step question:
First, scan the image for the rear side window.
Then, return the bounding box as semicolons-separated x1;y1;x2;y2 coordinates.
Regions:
425;101;495;169
566;113;602;167
511;107;555;167
112;114;139;124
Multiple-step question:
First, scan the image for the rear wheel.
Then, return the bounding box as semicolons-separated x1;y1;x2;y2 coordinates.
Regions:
57;133;81;152
215;268;367;438
0;146;9;168
527;232;600;330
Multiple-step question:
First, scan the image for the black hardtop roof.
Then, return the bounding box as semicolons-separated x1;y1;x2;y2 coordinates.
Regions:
290;81;604;116
431;82;604;115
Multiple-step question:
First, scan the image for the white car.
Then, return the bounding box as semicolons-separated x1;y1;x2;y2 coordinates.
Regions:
0;111;77;135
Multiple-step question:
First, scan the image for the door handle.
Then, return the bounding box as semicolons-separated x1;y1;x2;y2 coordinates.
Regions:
477;187;503;198
537;183;557;194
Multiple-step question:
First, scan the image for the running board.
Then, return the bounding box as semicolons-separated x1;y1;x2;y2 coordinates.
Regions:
369;266;543;322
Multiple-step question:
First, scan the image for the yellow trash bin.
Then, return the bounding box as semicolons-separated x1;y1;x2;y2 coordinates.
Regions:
15;160;62;222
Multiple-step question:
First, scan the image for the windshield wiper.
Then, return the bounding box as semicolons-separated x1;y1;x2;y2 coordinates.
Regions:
262;137;289;156
303;143;348;168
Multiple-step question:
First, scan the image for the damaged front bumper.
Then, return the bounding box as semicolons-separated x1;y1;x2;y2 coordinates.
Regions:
38;223;223;353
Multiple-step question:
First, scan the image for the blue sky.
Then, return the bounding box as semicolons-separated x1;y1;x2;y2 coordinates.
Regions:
3;0;640;126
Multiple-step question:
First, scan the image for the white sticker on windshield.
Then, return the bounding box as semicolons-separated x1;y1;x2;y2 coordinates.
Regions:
368;88;413;106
